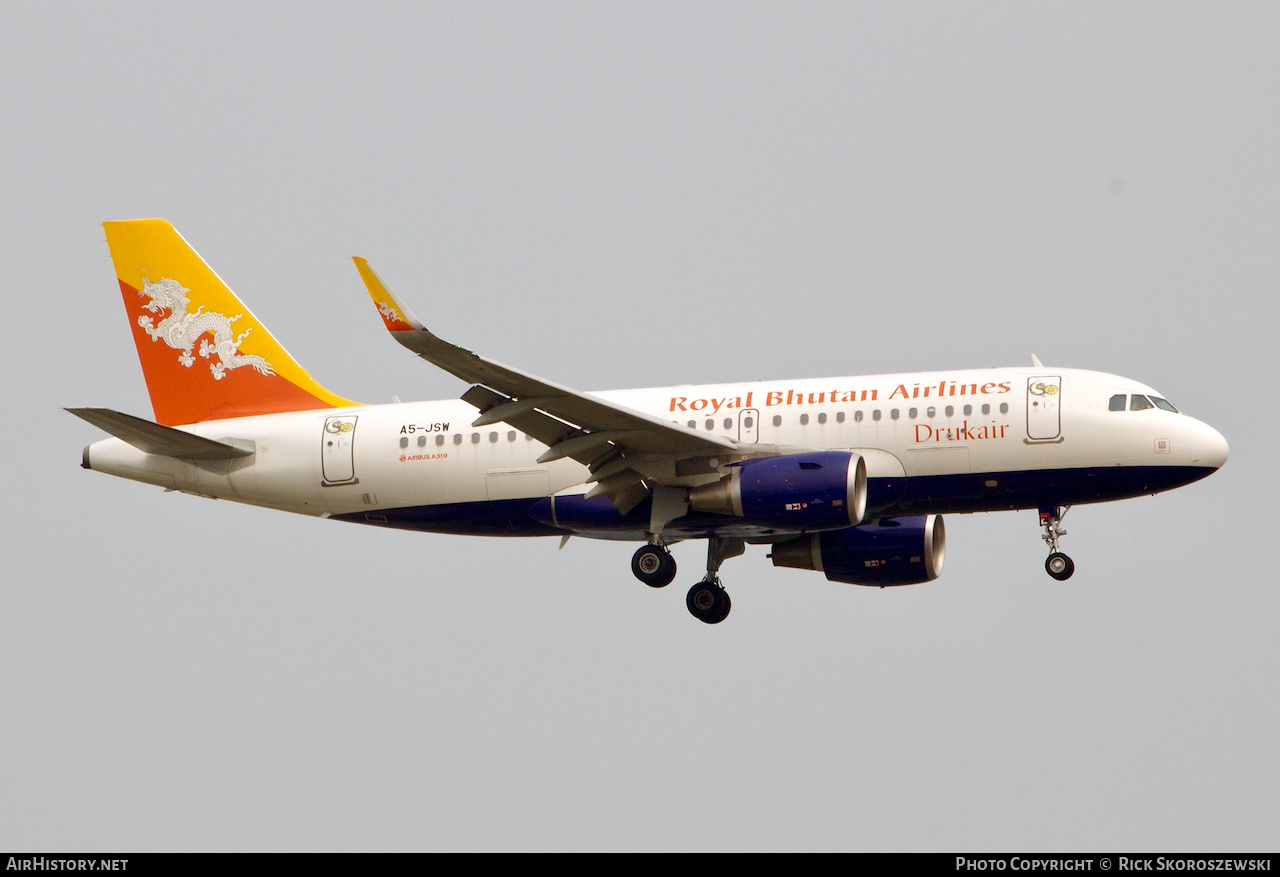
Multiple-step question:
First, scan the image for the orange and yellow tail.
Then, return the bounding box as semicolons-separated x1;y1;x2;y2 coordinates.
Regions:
104;219;357;426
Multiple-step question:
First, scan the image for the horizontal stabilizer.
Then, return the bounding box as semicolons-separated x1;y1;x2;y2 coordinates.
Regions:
66;408;254;461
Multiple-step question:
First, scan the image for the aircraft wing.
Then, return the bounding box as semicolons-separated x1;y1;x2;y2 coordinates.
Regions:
353;258;741;512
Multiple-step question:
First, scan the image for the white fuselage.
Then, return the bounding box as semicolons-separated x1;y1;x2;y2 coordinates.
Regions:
83;366;1228;538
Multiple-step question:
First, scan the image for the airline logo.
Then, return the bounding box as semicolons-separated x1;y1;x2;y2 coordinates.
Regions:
104;219;356;425
136;273;275;380
374;299;414;332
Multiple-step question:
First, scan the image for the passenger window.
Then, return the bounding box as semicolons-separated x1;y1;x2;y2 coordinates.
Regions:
1130;395;1154;411
999;403;1008;414
743;416;754;428
687;420;696;429
800;414;809;425
981;404;990;415
836;411;845;423
471;433;480;444
1152;397;1179;413
817;412;827;424
963;405;972;416
723;418;732;429
926;407;935;418
772;415;782;427
508;431;517;441
453;434;462;445
908;408;917;419
705;419;714;430
489;432;498;443
890;409;900;420
418;435;427;447
945;406;954;417
854;411;863;422
872;410;881;421
1109;394;1126;411
436;434;445;446
399;437;408;449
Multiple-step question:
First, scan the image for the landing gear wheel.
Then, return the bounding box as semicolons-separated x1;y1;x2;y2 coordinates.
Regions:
631;544;677;588
1045;552;1075;581
686;580;731;624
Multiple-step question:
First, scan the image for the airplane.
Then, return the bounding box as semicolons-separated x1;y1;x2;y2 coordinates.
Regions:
70;219;1229;624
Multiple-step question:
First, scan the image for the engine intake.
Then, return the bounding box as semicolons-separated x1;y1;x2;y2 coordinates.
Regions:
771;515;945;586
687;451;867;531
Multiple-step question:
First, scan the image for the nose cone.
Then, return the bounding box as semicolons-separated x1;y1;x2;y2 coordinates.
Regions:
1191;419;1229;470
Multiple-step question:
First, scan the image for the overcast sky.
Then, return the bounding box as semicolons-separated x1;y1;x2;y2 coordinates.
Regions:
2;1;1276;851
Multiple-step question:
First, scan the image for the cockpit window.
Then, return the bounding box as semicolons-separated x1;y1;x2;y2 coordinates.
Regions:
1109;394;1126;411
1151;397;1179;413
1130;395;1154;411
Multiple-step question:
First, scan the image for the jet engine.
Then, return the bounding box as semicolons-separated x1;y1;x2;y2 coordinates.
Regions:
770;515;945;586
687;451;867;531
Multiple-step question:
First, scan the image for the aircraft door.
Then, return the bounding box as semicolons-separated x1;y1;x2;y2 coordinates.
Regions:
739;408;759;443
322;415;358;484
1026;376;1062;442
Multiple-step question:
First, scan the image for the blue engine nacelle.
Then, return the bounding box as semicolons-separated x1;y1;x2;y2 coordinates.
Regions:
687;451;867;531
769;515;945;586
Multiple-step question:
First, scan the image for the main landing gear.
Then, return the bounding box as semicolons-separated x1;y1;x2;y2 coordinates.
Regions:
1039;505;1075;581
631;543;677;588
632;537;744;623
685;537;744;625
629;537;742;619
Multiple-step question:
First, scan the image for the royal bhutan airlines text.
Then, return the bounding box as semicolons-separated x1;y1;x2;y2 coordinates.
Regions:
668;380;1012;414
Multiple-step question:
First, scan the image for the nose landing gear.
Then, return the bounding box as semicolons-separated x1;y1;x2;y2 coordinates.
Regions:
1039;505;1074;581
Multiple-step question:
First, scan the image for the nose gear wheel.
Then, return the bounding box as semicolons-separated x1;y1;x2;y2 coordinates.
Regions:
1039;505;1075;581
1046;552;1075;580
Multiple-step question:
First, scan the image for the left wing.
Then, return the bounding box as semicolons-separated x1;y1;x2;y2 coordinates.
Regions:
353;258;747;513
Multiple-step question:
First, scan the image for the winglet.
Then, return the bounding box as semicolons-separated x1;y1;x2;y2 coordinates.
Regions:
352;257;423;334
1031;353;1044;368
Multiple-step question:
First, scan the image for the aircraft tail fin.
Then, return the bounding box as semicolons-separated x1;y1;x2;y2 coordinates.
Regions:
103;219;357;425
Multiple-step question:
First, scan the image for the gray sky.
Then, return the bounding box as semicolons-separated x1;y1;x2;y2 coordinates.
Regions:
2;1;1276;851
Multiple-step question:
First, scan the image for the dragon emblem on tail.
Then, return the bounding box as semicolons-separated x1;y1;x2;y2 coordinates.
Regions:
136;274;275;380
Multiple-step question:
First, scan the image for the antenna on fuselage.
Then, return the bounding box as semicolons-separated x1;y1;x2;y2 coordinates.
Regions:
1031;354;1044;368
